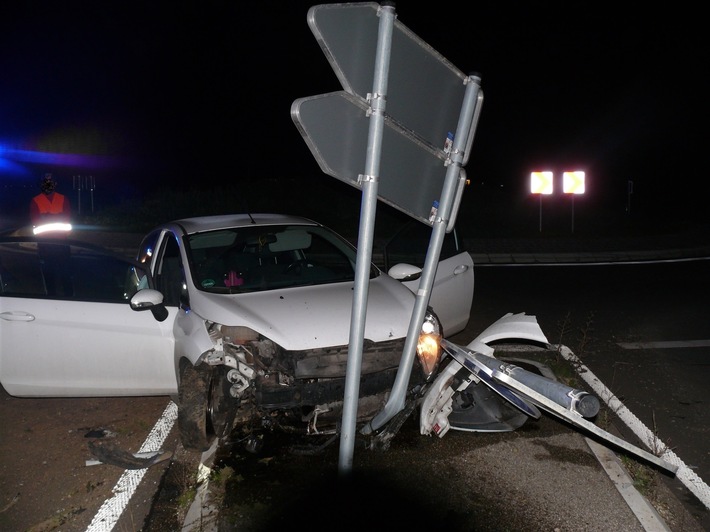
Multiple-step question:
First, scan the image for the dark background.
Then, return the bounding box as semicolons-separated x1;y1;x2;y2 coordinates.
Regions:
1;1;707;235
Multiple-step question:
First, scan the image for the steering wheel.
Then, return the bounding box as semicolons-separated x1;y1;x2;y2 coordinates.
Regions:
284;259;313;274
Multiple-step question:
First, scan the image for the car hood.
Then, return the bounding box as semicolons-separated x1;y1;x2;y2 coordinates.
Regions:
188;274;415;351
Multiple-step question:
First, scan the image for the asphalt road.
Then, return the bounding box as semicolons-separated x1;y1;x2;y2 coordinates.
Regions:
467;259;710;529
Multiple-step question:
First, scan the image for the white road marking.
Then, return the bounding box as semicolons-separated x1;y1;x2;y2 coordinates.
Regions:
181;439;220;532
558;345;710;511
85;400;178;532
618;339;710;349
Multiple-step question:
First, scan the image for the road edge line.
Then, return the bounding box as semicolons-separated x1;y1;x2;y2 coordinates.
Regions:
85;400;178;532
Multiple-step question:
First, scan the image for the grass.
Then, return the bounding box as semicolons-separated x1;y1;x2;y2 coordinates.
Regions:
620;454;657;495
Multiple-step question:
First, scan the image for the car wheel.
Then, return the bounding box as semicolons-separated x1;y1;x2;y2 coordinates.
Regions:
208;365;238;439
178;363;237;452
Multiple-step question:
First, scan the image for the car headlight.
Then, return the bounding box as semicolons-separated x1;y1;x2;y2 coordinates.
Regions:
416;311;443;379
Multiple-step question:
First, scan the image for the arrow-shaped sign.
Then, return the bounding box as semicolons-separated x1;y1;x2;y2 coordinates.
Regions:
292;90;460;226
308;2;470;161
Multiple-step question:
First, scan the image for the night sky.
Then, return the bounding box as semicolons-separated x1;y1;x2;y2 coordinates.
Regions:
1;1;707;232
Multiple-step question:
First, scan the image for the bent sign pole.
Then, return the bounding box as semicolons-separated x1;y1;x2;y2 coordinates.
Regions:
365;76;481;434
292;2;481;472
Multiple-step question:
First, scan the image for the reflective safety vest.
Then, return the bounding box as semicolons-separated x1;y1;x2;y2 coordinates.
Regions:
33;193;66;215
31;192;72;234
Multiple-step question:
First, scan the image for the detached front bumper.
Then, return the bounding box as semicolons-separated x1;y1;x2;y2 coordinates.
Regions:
418;312;678;476
421;312;551;437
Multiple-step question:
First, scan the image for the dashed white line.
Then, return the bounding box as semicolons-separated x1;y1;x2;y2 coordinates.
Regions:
618;339;710;349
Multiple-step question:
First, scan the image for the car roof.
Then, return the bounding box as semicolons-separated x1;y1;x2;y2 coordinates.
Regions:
166;214;321;235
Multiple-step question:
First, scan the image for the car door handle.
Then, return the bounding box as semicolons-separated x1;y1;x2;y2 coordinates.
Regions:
453;264;469;275
0;311;35;322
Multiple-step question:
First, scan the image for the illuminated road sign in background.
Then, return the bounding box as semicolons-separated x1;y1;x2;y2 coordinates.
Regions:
531;170;586;232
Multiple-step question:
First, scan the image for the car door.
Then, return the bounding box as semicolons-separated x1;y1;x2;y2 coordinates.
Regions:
138;227;215;366
0;238;176;397
382;220;473;337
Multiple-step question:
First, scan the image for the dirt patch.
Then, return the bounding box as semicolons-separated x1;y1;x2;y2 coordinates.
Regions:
0;387;177;532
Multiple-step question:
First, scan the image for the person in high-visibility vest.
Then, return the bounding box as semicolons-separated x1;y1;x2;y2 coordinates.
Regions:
30;174;73;295
30;173;72;235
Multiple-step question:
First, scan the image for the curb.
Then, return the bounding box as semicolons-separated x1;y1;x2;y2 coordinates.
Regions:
501;350;672;531
181;440;219;532
585;437;670;531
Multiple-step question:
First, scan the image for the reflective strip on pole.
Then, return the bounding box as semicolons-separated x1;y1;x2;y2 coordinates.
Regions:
33;223;73;234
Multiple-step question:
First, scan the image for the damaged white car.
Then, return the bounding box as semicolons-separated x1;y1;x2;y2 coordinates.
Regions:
0;213;474;452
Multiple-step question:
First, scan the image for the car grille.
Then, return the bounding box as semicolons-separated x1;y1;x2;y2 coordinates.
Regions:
291;338;407;379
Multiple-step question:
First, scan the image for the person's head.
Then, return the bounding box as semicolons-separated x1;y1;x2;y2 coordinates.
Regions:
40;174;56;194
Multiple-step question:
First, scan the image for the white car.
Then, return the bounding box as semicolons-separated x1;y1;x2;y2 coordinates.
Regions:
0;214;473;451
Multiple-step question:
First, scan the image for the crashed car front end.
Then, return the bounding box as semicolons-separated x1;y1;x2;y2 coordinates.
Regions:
138;217;454;451
198;310;444;436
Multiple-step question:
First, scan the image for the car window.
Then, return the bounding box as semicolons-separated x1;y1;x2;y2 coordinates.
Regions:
154;232;186;307
187;224;368;293
0;242;46;296
0;239;149;302
382;219;463;271
138;229;162;265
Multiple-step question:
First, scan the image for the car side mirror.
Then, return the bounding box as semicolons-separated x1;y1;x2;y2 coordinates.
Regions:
130;288;169;322
388;263;422;282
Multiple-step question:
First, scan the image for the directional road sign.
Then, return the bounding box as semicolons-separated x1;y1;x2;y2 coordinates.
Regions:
291;90;460;225
308;3;469;157
295;2;480;227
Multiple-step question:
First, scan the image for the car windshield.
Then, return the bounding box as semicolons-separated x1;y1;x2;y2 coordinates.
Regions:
186;224;372;293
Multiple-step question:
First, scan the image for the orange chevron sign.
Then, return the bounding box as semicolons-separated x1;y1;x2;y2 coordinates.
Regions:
563;171;585;194
530;171;553;194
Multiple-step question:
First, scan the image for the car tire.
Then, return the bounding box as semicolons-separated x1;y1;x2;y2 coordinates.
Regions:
207;365;238;440
178;363;212;451
178;363;238;452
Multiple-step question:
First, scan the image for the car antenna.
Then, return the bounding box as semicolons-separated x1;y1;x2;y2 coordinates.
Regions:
241;198;256;224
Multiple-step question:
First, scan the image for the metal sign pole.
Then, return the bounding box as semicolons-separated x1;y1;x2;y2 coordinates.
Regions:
338;3;395;474
88;175;95;213
364;74;482;434
73;175;82;215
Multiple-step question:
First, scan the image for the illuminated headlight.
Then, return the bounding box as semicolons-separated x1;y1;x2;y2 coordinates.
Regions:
416;312;443;379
